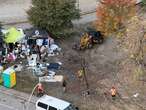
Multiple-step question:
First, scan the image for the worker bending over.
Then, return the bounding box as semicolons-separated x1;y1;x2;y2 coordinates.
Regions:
110;86;116;100
37;83;44;97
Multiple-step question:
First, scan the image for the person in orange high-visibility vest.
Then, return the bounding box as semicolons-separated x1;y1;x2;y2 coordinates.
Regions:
110;86;116;100
37;83;44;97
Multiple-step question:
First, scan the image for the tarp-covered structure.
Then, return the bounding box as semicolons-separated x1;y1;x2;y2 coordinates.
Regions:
4;27;25;43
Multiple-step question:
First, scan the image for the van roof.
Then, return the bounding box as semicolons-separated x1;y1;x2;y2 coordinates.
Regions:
37;95;70;110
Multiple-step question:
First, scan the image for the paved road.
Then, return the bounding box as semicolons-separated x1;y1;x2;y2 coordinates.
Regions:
4;12;97;29
0;86;36;110
0;0;98;24
0;103;18;110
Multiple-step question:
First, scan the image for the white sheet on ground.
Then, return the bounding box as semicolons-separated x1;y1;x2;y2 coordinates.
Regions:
39;75;63;82
36;39;43;46
48;44;61;54
28;54;37;66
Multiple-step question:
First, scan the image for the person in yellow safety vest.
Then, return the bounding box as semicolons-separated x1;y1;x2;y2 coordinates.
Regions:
110;86;116;100
37;83;44;97
77;69;84;80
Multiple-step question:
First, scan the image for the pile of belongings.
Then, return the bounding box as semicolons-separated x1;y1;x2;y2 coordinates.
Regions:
32;62;62;77
33;63;45;76
48;44;61;56
27;54;37;67
0;27;26;63
46;62;62;77
36;62;63;83
7;52;16;62
46;62;62;70
26;28;61;57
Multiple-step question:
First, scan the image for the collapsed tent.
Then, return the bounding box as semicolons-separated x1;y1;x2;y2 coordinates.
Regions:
4;27;25;43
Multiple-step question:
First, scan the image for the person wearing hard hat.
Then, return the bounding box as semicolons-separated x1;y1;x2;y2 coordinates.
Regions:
110;86;116;100
37;83;44;97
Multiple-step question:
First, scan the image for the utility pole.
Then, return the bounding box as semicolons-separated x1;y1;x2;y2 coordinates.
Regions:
77;0;89;95
81;57;90;95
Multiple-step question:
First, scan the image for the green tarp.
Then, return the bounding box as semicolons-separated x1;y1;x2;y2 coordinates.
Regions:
4;27;24;43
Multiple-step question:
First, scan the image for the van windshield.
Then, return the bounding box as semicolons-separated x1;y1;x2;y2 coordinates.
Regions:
64;104;77;110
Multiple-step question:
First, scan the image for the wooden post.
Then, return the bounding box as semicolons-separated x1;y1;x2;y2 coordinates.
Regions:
81;57;90;95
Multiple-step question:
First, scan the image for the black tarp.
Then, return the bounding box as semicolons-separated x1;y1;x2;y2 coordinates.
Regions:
0;29;4;49
24;27;49;39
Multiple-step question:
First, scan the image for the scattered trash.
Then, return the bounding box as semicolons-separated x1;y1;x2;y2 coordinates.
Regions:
48;44;61;56
133;93;139;98
47;62;62;70
13;64;23;72
33;64;45;77
28;54;37;67
48;70;56;77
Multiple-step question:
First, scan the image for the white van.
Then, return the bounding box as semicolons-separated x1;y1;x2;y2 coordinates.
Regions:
36;95;78;110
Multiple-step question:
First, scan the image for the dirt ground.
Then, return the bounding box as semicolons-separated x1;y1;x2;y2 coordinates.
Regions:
5;21;145;110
